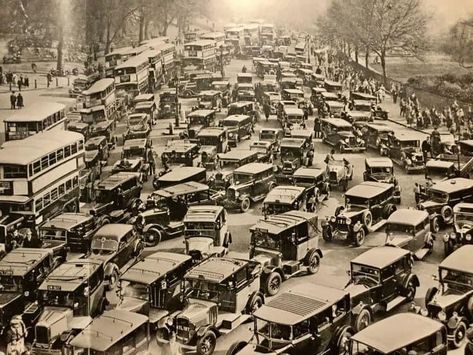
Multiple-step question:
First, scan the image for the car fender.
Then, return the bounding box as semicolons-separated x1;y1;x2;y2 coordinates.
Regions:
263;266;285;280
247;291;265;309
352;302;372;317
447;313;465;330
315;249;323;259
239;193;250;202
197;324;220;338
104;262;119;280
403;274;420;289
143;223;164;234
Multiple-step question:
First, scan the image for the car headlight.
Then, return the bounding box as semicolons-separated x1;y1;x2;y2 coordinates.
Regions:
450;233;456;240
438;310;447;321
406;158;412;165
345;138;349;143
376;138;381;145
443;234;449;242
420;308;429;317
229;133;234;138
234;190;240;198
356;138;361;143
330;216;336;223
466;234;472;241
346;217;352;224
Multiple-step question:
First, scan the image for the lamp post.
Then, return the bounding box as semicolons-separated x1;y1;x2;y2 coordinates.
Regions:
175;74;180;128
220;45;225;78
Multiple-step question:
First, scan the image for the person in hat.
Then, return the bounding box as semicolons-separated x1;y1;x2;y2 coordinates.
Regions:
6;315;27;355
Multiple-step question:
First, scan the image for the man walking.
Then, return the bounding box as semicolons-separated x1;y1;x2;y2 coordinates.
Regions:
10;91;16;109
16;93;23;109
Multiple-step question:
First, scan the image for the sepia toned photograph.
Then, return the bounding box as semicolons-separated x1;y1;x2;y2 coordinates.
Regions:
0;0;472;354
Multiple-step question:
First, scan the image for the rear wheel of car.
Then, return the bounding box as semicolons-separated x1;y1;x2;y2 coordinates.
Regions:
452;321;467;348
107;269;119;290
146;228;162;247
354;228;366;247
264;272;282;296
355;308;372;332
226;342;248;355
336;326;354;355
240;197;251;212
306;250;321;274
431;216;441;233
197;330;217;355
404;278;417;302
247;293;264;314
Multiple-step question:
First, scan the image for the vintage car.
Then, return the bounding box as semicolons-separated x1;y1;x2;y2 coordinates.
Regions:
326;157;354;191
433;133;458;158
39;212;100;254
0;248;63;333
227;101;256;120
323;100;345;118
153;166;207;189
90;172;143;224
259;128;283;150
261;91;281;114
69;310;149;355
124;113;151;140
385;209;435;259
281;88;305;105
425;159;457;182
184;109;216;141
343;100;373;124
87;223;143;289
363;158;401;202
112;156;150;181
89;120;116;145
183;205;232;261
418;178;473;232
322;182;398;246
350;91;377;103
159;90;180;119
345;247;419;331
262;186;307;216
363;123;393;155
227;284;354;355
348;313;447;355
224;163;277;212
419;245;473;348
198;90;222;110
321;118;366;153
282;107;305;131
386;132;424;173
122;137;152;161
211;80;231;106
279;138;309;175
311;86;328;106
458;139;473;156
324;79;343;95
249;140;273;162
293;167;330;207
161;140;200;167
219;114;253;147
209;150;260;191
444;203;473;256
134;100;158;122
85;135;109;162
249;211;323;296
197;127;228;169
117;252;193;328
141;181;215;245
156;257;265;355
31;259;107;354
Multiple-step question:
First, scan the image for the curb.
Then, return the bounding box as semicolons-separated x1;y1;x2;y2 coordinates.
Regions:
387;118;428;135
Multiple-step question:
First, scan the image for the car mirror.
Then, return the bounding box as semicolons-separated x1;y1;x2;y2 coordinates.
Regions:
432;274;438;281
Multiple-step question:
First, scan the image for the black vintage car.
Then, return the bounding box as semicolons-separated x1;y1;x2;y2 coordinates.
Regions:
444;203;473;256
386;132;424;173
363;123;393;155
363;158;401;202
345;246;419;332
322;182;398;246
321;118;366;153
292;167;330;208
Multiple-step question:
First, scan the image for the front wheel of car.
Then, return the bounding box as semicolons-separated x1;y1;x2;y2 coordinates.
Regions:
240;197;251;212
431;216;441;233
452;321;467;349
264;272;282;296
306;250;321;274
197;330;217;355
146;228;162;247
354;228;366;247
355;308;372;332
247;293;264;313
336;326;354;355
404;279;417;302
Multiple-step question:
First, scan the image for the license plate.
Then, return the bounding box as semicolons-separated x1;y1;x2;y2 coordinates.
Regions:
177;325;189;332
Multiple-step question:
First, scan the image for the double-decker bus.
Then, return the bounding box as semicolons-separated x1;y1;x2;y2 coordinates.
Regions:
183;40;217;71
104;45;148;78
114;50;151;96
0;130;85;241
3;102;66;142
79;78;117;123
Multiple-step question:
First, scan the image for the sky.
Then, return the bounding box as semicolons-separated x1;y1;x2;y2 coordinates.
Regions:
427;0;473;34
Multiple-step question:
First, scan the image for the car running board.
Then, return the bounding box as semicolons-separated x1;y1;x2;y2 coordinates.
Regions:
414;248;430;260
368;220;386;233
385;296;406;312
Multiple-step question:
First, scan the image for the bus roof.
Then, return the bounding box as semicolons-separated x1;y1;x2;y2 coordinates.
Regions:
185;39;216;47
0;130;83;165
82;78;114;96
4;102;65;123
115;50;151;70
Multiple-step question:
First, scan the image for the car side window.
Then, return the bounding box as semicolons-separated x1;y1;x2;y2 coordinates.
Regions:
293;319;310;339
234;268;247;288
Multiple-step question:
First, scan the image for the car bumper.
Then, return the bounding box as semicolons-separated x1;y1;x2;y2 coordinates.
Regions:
405;165;424;172
344;146;366;152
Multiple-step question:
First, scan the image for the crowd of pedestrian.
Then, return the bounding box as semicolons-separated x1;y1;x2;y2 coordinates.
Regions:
9;91;24;109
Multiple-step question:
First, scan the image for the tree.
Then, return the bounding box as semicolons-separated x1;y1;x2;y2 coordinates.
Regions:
442;20;473;69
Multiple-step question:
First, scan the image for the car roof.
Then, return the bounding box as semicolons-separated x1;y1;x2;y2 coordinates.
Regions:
69;310;148;352
351;246;410;269
440;245;473;272
264;186;306;204
290;129;312;138
321;92;339;98
426;159;455;169
365;157;393;167
366;123;393;132
184;205;224;223
250;210;317;235
93;224;133;241
0;248;52;276
351;313;443;353
123;138;147;148
254;284;348;325
121;252;191;284
86;136;106;145
41;213;93;230
283;88;304;94
293;167;325;178
234;162;273;174
284;107;304;115
222;114;251;122
40;259;103;292
157;167;206;182
199;90;220;96
250;140;271;148
459;139;473;147
346;182;393;199
430;178;473;194
185;257;249;283
321;118;352;127
393;132;422;141
229;101;253;108
187;109;216;117
353;99;372;106
97;172;140;190
164;142;197;153
280;138;305;148
218;149;257;161
324;79;342;86
154;181;208;198
134;101;154;109
387;209;429;226
128;112;147;119
326;101;345;108
197;127;226;137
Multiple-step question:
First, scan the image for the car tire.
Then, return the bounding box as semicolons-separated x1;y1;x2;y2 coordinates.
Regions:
335;326;354;355
322;225;333;242
444;240;454;256
441;205;453;224
246;293;264;314
354;228;366;247
355;308;372;332
146;228;162;247
196;330;217;355
451;321;467;349
424;286;438;307
404;278;417;302
240;197;251;212
264;272;282;296
306;250;321;274
107;269;119;291
226;342;248;355
362;211;373;229
431;216;441;233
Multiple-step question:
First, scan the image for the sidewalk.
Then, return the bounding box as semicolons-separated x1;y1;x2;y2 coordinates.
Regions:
0;74;71;94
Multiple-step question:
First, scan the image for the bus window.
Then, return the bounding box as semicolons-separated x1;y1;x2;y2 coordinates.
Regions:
43;192;51;207
66;180;72;191
65;146;71;158
57;149;64;162
4;165;27;178
41;156;49;170
33;161;41;174
71;143;78;154
58;184;65;196
49;153;57;166
50;188;58;202
35;198;42;211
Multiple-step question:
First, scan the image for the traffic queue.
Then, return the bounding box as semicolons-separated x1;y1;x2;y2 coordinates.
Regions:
0;22;472;355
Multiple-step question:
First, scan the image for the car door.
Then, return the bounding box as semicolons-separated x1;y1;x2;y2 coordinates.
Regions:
313;309;333;352
252;171;267;197
380;265;398;302
369;197;383;223
327;125;338;145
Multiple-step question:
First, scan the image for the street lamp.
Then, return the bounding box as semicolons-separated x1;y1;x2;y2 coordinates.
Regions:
220;45;225;78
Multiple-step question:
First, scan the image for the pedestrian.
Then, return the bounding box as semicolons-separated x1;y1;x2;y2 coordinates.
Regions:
313;117;321;138
421;137;431;163
24;75;29;87
9;91;16;109
16;93;23;109
21;229;41;248
414;183;421;205
6;315;28;355
148;149;156;175
263;102;271;122
18;75;22;91
303;107;309;122
307;148;314;166
324;149;335;164
47;72;52;87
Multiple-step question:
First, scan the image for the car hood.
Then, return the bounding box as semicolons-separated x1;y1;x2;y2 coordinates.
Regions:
328;165;344;173
340;209;365;219
238;342;280;355
186;236;213;253
178;299;214;324
88;252;113;263
118;297;148;313
0;292;22;309
367;173;393;183
385;233;412;248
419;200;443;210
428;292;466;310
345;283;371;299
189;124;204;132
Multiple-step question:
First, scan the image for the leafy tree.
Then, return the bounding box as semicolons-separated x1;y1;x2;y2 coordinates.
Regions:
442;19;473;69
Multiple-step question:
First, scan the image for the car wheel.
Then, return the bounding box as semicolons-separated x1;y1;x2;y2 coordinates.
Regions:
322;225;333;242
146;228;162;247
264;272;282;296
362;211;373;229
196;330;217;355
444;240;454;256
431;216;440;233
424;286;438;307
226;342;247;355
240;197;251;212
451;321;467;348
354;228;366;247
336;326;354;355
306;250;321;274
107;269;119;291
404;279;417;302
355;308;372;332
247;293;264;313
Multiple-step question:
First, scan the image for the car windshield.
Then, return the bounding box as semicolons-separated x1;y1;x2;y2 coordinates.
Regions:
369;167;392;174
426;166;450;179
280;147;301;158
354;104;371;112
386;223;414;235
233;173;253;184
201;95;214;101
400;140;419;148
251;230;280;251
345;195;369;207
440;268;473;292
350;341;384;354
199;137;219;146
189;116;205;125
454;212;473;229
428;190;449;204
134;107;151;115
187;279;219;302
122;281;149;301
184;222;215;233
41;290;75;307
293;176;315;185
91;238;119;255
260;132;276;140
40;228;67;241
351;263;380;285
95;189;115;203
0;276;23;292
128;117;144;126
123;148;144;159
